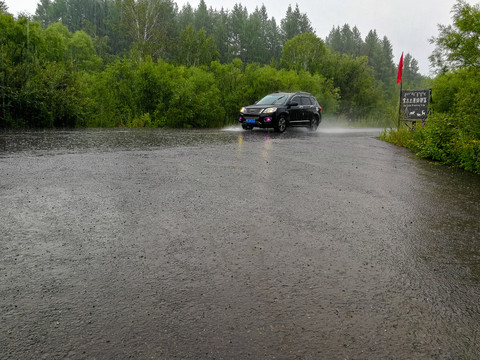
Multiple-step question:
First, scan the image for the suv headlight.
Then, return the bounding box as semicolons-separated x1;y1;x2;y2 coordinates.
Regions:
239;107;245;113
262;107;277;114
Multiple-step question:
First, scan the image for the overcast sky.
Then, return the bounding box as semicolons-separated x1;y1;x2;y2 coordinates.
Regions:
4;0;460;75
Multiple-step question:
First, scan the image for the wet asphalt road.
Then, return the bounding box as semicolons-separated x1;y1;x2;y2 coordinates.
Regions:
1;127;480;359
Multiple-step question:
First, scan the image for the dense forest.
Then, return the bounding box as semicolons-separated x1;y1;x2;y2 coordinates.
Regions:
382;0;480;174
0;0;427;129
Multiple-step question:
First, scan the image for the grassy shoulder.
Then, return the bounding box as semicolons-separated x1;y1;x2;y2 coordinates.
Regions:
380;114;480;175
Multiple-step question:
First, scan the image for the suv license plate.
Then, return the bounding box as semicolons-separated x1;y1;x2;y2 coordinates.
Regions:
246;119;256;124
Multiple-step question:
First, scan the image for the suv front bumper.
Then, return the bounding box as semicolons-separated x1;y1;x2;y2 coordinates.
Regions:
239;114;276;128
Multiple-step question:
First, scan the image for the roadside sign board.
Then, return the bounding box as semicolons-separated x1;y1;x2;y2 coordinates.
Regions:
401;89;430;121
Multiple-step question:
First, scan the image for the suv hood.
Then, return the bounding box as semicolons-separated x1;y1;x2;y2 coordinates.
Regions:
247;104;271;109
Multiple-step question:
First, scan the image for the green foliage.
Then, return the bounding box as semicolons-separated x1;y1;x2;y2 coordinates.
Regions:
227;4;248;62
209;60;246;123
86;58;136;127
86;58;227;128
166;66;225;128
68;30;102;71
413;115;458;162
0;1;8;14
87;57;178;127
128;113;153;128
421;115;480;174
118;0;175;60
176;25;219;67
402;53;423;88
281;33;328;74
280;4;313;41
194;0;211;34
431;67;480;136
40;22;70;62
252;5;282;64
4;61;89;128
330;54;384;119
31;0;299;65
326;24;363;58
455;133;480;173
0;13;94;128
418;114;480;174
430;0;480;71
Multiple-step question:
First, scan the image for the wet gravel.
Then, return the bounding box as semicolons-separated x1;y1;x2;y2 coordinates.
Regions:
1;128;480;359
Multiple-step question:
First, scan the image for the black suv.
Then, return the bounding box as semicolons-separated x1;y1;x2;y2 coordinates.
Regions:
239;92;322;132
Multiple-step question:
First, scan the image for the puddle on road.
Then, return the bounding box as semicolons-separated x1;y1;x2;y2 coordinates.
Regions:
0;127;385;157
0;128;242;156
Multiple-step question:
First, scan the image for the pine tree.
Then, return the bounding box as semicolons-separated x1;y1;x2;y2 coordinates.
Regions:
280;4;313;41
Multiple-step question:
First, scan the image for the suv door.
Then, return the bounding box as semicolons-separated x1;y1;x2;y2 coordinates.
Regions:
288;96;302;125
298;96;313;125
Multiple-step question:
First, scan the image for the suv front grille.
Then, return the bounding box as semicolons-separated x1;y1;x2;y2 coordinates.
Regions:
245;108;263;115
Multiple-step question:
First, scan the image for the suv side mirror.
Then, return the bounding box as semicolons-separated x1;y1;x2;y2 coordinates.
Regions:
289;102;299;107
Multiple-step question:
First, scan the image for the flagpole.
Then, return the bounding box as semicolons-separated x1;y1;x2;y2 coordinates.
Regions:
398;79;402;128
397;52;404;129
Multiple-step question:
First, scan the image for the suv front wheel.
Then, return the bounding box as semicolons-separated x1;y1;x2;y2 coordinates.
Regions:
275;116;287;133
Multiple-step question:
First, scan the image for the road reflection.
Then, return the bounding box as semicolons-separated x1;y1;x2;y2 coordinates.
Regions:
261;135;272;162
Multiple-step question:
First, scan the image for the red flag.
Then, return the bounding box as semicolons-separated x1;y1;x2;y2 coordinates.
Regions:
396;52;403;84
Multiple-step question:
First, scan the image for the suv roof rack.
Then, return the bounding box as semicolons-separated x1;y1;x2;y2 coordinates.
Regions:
294;91;311;95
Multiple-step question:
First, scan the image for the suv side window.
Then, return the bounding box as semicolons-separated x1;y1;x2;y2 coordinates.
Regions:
302;97;313;105
290;96;300;105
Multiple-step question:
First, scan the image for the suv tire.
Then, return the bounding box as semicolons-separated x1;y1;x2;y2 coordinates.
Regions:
275;116;287;133
310;116;319;131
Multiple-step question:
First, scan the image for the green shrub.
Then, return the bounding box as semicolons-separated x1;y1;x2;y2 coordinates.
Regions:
456;136;480;174
383;114;480;175
415;115;458;163
128;113;152;128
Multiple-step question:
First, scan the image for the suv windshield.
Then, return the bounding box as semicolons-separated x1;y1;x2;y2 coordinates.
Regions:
256;94;289;105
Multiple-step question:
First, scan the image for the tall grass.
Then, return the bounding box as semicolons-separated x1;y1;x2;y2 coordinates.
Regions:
379;126;414;147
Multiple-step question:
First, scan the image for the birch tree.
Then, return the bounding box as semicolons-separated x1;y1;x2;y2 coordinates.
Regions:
119;0;174;60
